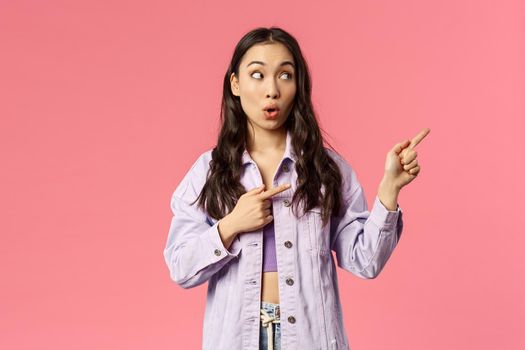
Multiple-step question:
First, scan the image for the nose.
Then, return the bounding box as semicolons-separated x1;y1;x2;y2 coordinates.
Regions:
265;79;280;99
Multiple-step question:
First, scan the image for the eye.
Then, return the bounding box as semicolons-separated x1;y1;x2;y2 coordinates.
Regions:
281;72;293;80
250;71;294;80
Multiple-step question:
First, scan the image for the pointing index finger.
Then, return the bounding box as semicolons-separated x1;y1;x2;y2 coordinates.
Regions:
259;184;291;200
408;128;431;149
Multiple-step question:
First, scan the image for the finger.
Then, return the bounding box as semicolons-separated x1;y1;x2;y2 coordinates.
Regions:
407;128;430;149
263;199;273;209
394;139;411;155
400;150;417;165
261;212;274;225
260;183;291;200
403;158;418;171
247;184;266;195
408;165;420;174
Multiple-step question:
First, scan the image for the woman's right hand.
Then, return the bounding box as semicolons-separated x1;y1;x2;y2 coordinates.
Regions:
226;183;292;235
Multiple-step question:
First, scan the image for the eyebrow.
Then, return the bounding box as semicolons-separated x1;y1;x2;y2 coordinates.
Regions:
246;60;295;69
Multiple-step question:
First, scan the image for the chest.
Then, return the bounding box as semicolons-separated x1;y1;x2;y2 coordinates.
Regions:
250;152;284;188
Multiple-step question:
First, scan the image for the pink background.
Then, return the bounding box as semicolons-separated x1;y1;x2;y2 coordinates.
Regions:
1;1;524;349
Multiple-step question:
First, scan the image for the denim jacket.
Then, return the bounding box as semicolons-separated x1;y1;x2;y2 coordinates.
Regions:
163;130;404;350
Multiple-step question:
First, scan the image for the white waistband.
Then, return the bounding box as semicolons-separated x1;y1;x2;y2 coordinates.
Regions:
260;308;280;350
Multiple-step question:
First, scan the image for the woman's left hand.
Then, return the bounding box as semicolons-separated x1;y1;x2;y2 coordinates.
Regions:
383;128;430;190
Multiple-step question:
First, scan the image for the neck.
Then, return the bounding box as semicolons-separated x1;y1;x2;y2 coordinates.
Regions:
246;126;287;154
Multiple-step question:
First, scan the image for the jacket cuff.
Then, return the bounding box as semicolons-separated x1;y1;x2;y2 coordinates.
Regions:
206;220;242;259
369;195;402;231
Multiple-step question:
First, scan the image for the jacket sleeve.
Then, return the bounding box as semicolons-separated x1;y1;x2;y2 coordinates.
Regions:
329;166;404;279
163;153;242;289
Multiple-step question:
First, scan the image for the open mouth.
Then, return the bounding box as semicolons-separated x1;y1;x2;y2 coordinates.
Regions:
264;109;280;118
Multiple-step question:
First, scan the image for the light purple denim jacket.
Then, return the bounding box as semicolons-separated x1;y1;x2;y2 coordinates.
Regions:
163;130;404;350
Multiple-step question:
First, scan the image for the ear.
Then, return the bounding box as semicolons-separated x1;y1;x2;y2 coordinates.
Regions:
230;73;240;97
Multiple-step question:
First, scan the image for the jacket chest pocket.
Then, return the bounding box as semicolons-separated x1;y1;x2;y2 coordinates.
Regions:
305;207;331;256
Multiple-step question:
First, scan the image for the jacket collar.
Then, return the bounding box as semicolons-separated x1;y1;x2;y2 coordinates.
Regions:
242;129;297;165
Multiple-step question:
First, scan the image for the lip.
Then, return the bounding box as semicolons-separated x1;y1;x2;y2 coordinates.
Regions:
263;109;280;119
262;104;280;112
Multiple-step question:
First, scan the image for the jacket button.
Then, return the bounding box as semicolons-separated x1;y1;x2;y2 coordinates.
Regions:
283;199;291;207
282;164;289;172
284;241;292;248
286;278;294;286
214;249;221;256
288;316;296;324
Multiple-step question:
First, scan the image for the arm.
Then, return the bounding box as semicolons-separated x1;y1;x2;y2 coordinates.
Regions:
330;169;404;279
163;193;242;289
162;152;242;289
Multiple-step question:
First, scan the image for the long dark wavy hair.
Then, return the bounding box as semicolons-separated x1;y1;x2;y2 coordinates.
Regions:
193;27;344;227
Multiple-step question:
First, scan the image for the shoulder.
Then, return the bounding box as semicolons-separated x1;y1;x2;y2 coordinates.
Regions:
172;148;214;200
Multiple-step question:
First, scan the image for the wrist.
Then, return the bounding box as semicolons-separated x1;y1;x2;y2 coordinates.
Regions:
218;214;239;239
378;177;400;211
380;176;401;193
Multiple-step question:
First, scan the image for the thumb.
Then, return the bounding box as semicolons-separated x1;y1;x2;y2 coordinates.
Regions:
249;184;266;194
392;139;411;155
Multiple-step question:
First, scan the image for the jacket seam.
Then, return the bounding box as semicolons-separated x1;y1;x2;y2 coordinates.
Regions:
312;213;330;349
358;224;384;276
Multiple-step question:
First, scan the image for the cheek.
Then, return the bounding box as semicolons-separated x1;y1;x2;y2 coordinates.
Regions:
285;82;297;96
241;85;260;104
284;86;297;108
239;91;262;120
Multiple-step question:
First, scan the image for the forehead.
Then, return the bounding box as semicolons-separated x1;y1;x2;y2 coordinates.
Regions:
240;42;295;69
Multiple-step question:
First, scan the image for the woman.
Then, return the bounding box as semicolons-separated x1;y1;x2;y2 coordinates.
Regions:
163;27;429;350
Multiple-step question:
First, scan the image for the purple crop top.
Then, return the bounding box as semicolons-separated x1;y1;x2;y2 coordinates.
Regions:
262;215;278;272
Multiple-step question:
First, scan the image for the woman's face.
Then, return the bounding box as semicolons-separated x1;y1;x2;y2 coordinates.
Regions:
230;42;297;132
